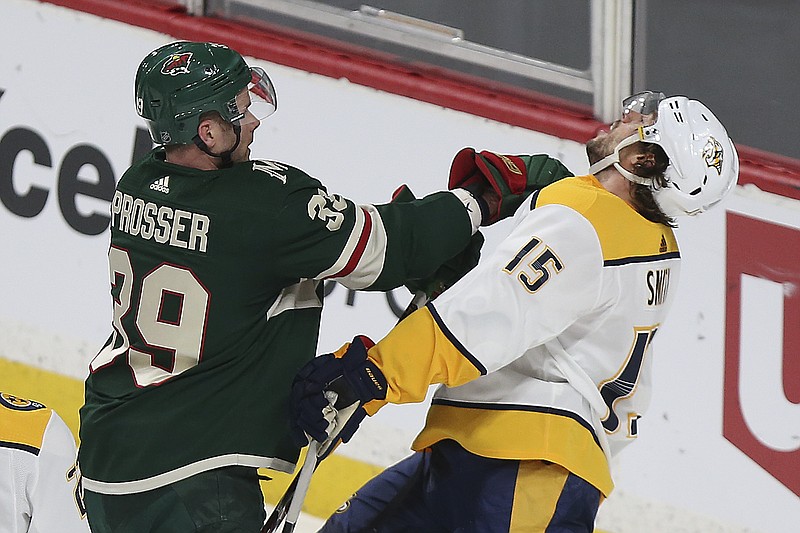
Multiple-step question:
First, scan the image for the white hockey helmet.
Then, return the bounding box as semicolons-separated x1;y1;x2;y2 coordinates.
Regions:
590;92;739;217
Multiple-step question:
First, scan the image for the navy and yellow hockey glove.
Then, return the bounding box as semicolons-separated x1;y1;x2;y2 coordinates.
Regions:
448;147;573;225
290;336;387;448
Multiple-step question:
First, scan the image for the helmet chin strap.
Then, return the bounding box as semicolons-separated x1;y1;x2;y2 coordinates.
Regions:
588;133;654;186
192;123;242;168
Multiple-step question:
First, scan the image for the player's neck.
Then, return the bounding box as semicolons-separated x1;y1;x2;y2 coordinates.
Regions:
165;145;220;171
596;170;635;206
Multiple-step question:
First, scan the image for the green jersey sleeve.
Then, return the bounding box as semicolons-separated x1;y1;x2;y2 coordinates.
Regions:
263;165;477;291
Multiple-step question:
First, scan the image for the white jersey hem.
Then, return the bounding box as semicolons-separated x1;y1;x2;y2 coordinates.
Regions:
81;454;295;495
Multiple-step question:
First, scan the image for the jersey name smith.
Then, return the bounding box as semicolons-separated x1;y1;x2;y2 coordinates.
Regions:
110;190;210;252
646;267;671;306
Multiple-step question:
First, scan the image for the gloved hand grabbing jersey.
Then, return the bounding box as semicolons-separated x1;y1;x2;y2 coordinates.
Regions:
290;336;386;451
392;184;485;302
449;148;573;225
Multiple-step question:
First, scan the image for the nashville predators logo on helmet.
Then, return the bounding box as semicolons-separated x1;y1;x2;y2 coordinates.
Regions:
702;136;724;175
161;52;193;76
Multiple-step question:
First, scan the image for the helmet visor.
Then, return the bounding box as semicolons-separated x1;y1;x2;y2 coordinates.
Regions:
622;91;665;122
236;66;277;126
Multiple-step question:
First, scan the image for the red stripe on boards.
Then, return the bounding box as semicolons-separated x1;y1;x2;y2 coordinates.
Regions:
37;0;800;201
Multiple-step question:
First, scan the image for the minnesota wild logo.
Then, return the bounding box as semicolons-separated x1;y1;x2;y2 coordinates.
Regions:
161;52;193;76
497;154;522;175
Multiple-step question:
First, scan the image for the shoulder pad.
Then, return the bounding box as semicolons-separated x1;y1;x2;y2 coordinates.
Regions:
0;392;52;453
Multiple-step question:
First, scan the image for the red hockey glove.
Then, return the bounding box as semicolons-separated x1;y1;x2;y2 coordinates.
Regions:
448;148;573;225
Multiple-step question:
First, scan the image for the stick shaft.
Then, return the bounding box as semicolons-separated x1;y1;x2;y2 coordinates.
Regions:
262;293;425;531
283;440;319;529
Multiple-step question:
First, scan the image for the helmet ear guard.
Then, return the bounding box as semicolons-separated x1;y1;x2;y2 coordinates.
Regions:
588;132;653;185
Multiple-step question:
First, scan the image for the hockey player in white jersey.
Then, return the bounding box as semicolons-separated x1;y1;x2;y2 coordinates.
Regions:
0;392;90;533
290;92;739;532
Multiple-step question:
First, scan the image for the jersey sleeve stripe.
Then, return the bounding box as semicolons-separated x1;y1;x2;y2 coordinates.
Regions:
604;251;681;266
0;440;41;455
427;302;488;376
528;189;543;210
324;204;389;290
330;207;373;279
315;205;367;280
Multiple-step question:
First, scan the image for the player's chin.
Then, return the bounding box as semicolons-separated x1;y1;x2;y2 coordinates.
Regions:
236;145;252;162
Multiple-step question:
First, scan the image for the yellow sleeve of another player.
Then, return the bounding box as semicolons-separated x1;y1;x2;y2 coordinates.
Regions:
0;393;52;453
363;304;485;415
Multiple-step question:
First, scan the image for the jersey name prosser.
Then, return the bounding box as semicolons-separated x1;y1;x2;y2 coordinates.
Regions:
110;190;210;252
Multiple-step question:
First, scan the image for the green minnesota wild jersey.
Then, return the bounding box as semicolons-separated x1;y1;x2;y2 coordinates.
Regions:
79;149;478;493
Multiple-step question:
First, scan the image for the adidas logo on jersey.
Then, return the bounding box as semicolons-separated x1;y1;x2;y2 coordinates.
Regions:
149;176;170;194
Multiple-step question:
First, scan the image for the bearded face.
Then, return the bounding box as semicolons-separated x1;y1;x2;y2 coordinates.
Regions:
585;130;615;166
586;107;661;169
585;121;629;166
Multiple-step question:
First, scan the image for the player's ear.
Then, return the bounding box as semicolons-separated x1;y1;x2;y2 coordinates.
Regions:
196;116;217;148
196;112;231;149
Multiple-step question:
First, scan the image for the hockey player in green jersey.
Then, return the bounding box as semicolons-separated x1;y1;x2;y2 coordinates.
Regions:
77;41;572;532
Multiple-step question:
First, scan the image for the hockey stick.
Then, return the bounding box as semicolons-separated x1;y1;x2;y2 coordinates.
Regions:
260;447;309;533
280;440;319;533
260;292;426;533
261;381;362;532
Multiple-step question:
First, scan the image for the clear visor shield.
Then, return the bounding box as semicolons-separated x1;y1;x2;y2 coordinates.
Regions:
621;91;665;123
233;66;277;126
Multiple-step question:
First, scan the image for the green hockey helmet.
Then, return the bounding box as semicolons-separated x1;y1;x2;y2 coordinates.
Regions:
135;41;277;145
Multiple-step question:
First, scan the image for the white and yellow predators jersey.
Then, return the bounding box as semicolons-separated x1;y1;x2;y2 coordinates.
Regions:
366;175;680;497
0;393;89;533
